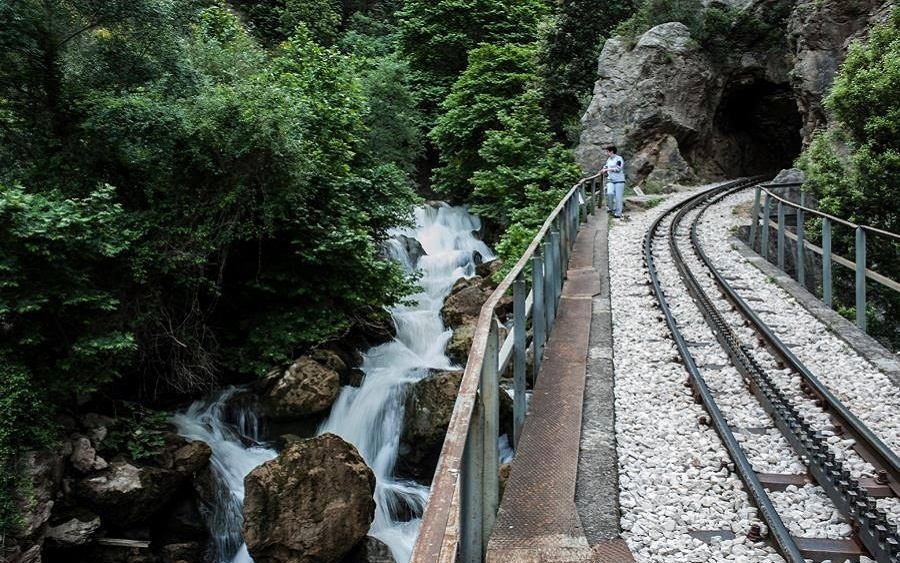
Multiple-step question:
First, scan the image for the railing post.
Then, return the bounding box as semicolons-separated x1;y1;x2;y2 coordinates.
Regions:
481;319;499;551
823;218;832;307
513;275;526;448
532;255;546;380
460;397;484;563
855;226;867;332
796;194;805;287
749;186;761;250
590;178;596;212
551;230;562;322
761;193;771;261
544;240;557;331
777;201;786;270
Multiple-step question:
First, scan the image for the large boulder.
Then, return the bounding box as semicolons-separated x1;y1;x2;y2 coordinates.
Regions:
44;508;101;547
72;460;185;528
260;356;341;420
243;433;376;563
441;279;492;328
341;537;396;563
398;370;463;479
445;323;475;367
398;370;514;481
577;22;723;184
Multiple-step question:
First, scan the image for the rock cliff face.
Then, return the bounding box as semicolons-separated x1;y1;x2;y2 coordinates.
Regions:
577;0;891;187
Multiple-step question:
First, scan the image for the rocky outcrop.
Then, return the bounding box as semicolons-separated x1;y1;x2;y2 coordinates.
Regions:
577;0;890;187
788;0;885;141
440;273;512;367
11;449;65;541
341;537;396;563
44;509;101;547
259;356;341;420
243;433;376;563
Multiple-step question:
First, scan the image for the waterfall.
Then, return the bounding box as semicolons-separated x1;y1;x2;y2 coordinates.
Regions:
319;204;495;562
172;387;277;563
172;204;493;563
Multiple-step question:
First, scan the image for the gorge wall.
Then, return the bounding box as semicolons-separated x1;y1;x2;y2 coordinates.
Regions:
576;0;892;187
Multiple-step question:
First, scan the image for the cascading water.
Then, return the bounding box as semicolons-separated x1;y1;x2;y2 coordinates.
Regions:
172;387;277;563
319;204;494;562
172;204;493;563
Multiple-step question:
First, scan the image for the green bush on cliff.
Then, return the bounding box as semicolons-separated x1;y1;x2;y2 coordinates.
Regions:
796;7;900;347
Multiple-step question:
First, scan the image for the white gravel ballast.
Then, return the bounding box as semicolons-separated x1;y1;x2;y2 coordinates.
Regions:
609;183;898;563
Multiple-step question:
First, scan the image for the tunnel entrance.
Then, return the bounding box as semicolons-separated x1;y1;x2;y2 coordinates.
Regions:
711;78;802;178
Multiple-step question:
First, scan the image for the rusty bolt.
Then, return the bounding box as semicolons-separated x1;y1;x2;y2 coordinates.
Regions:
833;423;844;436
876;470;889;485
698;416;709;426
747;523;762;541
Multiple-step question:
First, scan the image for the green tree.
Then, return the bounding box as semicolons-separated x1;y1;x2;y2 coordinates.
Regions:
339;14;425;176
2;2;420;388
280;0;344;46
430;43;538;201
468;90;581;274
397;0;550;121
538;0;634;142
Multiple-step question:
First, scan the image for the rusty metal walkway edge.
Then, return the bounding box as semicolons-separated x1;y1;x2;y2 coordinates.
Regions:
485;216;636;563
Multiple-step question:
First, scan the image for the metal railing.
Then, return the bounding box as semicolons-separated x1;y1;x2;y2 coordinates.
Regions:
748;182;900;332
409;172;601;563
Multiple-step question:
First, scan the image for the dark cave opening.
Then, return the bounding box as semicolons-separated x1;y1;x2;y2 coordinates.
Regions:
713;79;802;179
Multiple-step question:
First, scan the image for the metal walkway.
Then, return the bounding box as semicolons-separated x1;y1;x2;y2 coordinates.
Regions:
485;212;636;563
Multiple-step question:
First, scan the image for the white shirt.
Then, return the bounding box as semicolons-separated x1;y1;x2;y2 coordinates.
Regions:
604;154;625;183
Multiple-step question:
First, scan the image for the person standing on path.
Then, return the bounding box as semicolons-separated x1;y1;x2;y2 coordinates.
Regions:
601;145;626;218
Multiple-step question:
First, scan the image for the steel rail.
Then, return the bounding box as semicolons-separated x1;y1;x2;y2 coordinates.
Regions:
683;185;899;562
695;186;900;498
643;179;808;563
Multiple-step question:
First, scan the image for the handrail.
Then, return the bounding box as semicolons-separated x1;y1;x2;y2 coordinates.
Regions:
757;183;900;241
410;174;596;563
749;182;900;332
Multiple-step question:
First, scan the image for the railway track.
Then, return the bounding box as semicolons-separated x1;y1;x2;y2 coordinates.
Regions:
643;179;900;563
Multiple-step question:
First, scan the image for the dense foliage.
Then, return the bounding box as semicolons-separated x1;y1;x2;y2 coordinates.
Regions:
796;8;900;347
0;0;422;524
0;0;613;531
612;0;791;58
538;0;635;142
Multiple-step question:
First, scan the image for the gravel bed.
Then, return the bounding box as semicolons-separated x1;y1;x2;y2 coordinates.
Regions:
611;184;899;562
697;190;900;534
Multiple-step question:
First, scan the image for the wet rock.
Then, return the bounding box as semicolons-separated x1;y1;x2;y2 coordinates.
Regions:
72;460;184;528
445;323;475;366
260;356;341;420
341;536;396;563
70;436;109;473
441;281;492;328
396;234;427;267
159;542;201;563
397;370;463;480
243;433;375;563
13;449;65;541
44;509;101;546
